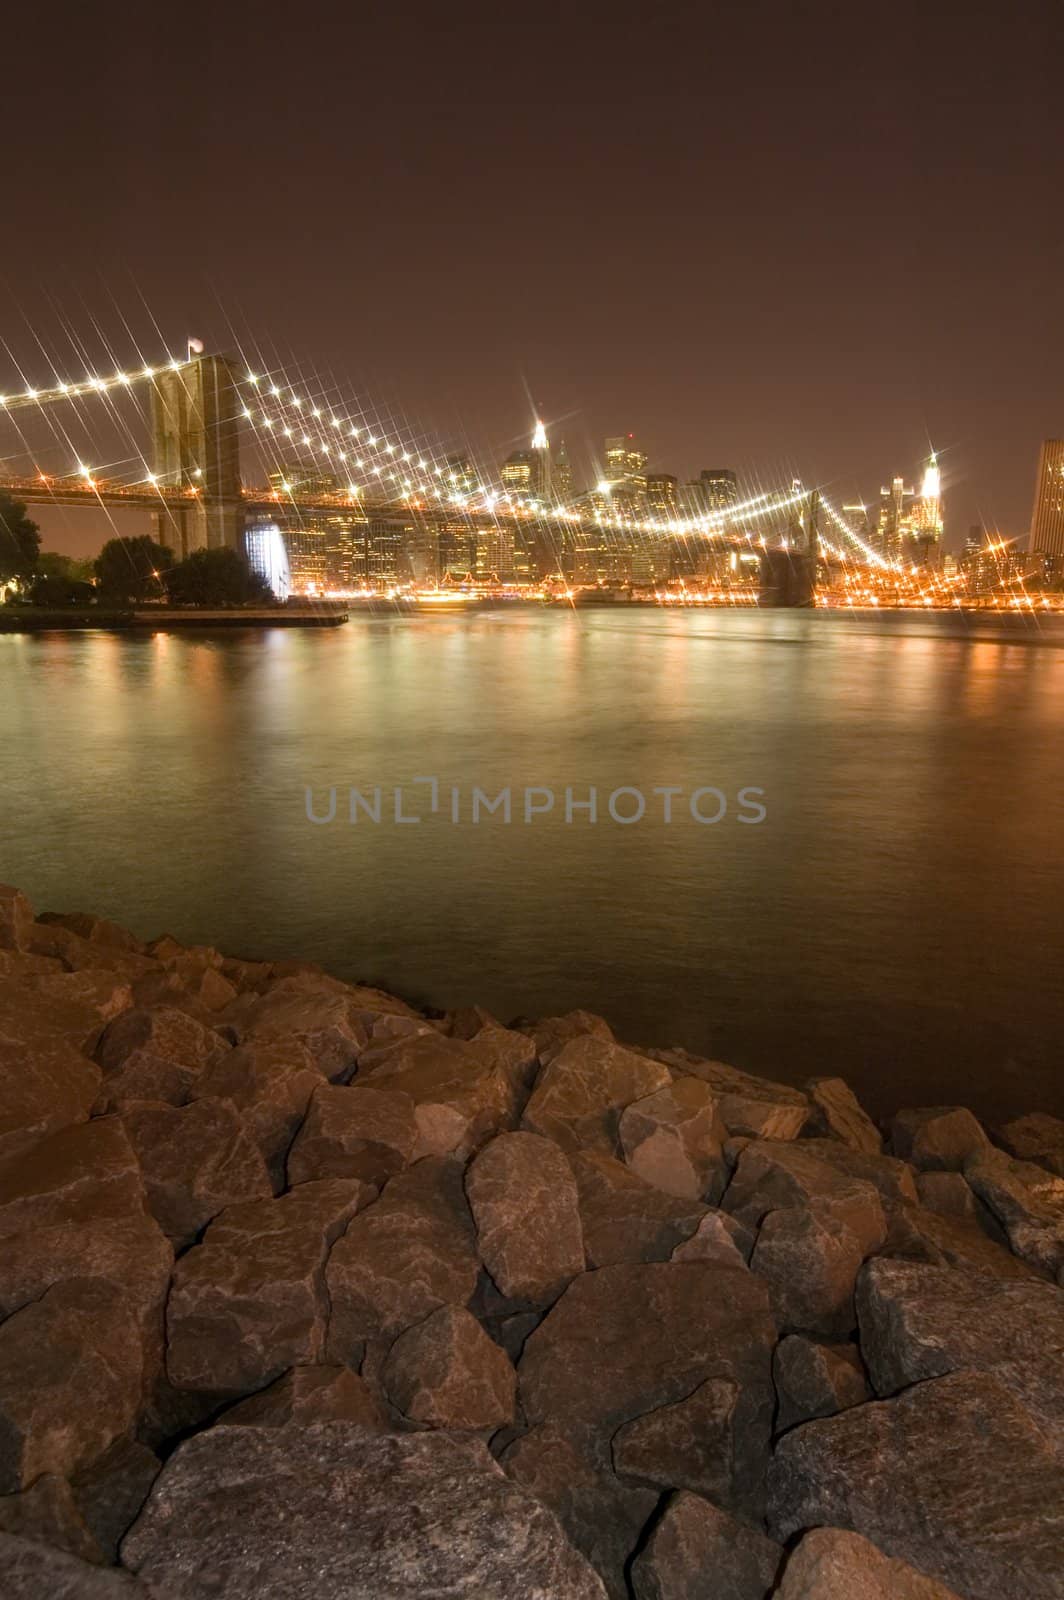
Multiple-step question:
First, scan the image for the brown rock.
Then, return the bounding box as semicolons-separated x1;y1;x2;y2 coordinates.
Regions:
804;1078;882;1154
0;885;35;952
122;1097;273;1250
613;1376;766;1514
0;1118;144;1239
570;1151;707;1265
0;1474;102;1564
775;1528;966;1599
650;1048;809;1140
0;1280;143;1491
882;1201;1042;1281
526;1009;615;1065
217;1365;388;1429
326;1157;480;1354
167;1178;374;1394
914;1169;987;1221
465;1131;585;1302
522;1035;672;1155
226;979;368;1079
70;1437;161;1563
670;1209;753;1266
382;1304;517;1429
23;923;156;980
965;1146;1064;1276
22;970;133;1033
0;1022;101;1164
890;1106;990;1171
0;1533;155;1594
92;1048;200;1115
770;1371;1064;1600
723;1141;896;1251
95;1005;229;1077
751;1202;874;1338
357;1032;517;1159
38;912;143;953
448;1003;503;1039
773;1336;869;1433
286;1082;418;1188
620;1077;728;1203
192;1040;326;1189
632;1491;782;1600
996;1111;1064;1178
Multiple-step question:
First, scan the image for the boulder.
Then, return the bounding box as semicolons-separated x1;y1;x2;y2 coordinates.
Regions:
382;1305;517;1429
612;1375;765;1515
768;1370;1064;1600
522;1036;672;1155
723;1142;894;1252
631;1491;782;1600
525;1010;615;1066
669;1208;753;1266
70;1437;161;1563
0;1118;144;1239
750;1203;871;1338
94;1006;229;1076
0;1280;143;1491
619;1077;728;1203
122;1097;273;1250
223;981;367;1080
965;1147;1064;1276
856;1257;1064;1443
356;1032;517;1159
39;912;143;952
465;1131;585;1302
0;1473;102;1564
996;1112;1064;1177
881;1202;1043;1281
775;1528;966;1599
889;1106;990;1171
93;1048;201;1115
650;1048;808;1140
0;1533;153;1595
216;1365;388;1430
914;1170;989;1221
21;970;133;1036
0;885;35;952
23;924;155;980
502;1422;656;1600
121;1422;608;1598
0;1008;101;1162
189;1040;324;1189
570;1151;708;1266
286;1082;418;1188
773;1336;869;1432
166;1179;374;1395
131;962;237;1016
804;1078;882;1154
326;1157;480;1355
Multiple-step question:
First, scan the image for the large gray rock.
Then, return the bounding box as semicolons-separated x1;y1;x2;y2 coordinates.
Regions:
465;1131;585;1302
122;1097;273;1250
768;1370;1064;1600
0;1532;152;1595
191;1040;324;1189
522;1036;671;1155
286;1082;418;1187
649;1048;808;1140
216;1365;388;1430
775;1528;966;1599
121;1422;608;1597
965;1147;1064;1276
773;1336;869;1433
570;1151;707;1266
382;1305;516;1428
804;1078;882;1155
619;1077;728;1203
996;1112;1064;1178
890;1106;990;1171
856;1257;1064;1443
356;1032;517;1159
167;1179;374;1395
631;1491;782;1600
326;1157;480;1354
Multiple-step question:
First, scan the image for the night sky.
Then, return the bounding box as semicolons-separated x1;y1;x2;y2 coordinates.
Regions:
3;1;1061;555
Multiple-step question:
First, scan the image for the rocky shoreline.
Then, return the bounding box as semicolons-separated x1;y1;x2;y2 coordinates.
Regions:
0;881;1061;1598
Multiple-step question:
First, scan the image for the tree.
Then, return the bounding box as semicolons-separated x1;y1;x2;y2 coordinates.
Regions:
0;494;41;584
95;536;172;603
165;547;271;607
37;551;96;585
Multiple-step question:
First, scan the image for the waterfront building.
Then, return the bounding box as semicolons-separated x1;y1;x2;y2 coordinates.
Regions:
647;473;679;515
1028;439;1064;558
604;434;648;488
244;522;291;600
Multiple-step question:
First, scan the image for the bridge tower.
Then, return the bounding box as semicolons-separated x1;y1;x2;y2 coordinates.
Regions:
759;489;819;606
150;353;244;557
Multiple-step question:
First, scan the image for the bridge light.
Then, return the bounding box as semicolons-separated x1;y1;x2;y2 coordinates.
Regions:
301;435;311;446
283;426;293;437
293;396;303;409
280;481;292;493
312;407;321;418
168;358;181;371
142;367;155;379
89;377;105;389
146;472;158;483
270;384;281;397
385;444;396;455
116;373;131;385
401;451;411;462
348;483;360;496
192;468;202;478
247;372;259;384
349;426;360;437
332;417;342;429
366;434;377;446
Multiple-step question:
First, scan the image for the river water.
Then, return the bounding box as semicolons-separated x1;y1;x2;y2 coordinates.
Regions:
3;606;1062;1123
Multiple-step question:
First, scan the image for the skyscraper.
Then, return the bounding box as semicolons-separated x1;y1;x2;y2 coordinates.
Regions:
646;473;679;515
1028;440;1064;557
699;468;739;511
604;435;648;486
909;453;944;564
876;477;916;562
531;418;551;503
552;439;574;505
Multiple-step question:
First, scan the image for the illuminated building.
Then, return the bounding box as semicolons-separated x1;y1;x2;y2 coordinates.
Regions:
445;455;478;495
500;451;535;497
531;418;551;503
604;434;648;488
843;503;871;541
699;468;739;510
1028;439;1064;558
909;454;944;565
876;477;916;562
553;439;574;504
244;522;291;600
647;473;679;515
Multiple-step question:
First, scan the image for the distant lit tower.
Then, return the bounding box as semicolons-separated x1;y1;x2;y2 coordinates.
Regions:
531;417;552;503
877;476;916;562
699;468;739;511
842;502;871;541
553;438;574;504
911;452;944;565
1028;439;1064;557
647;473;679;515
604;434;648;488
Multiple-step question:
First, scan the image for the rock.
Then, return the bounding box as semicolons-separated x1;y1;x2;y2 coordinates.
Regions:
502;1422;657;1600
0;1280;143;1491
882;1202;1042;1280
0;1533;152;1595
856;1257;1064;1442
22;970;133;1032
768;1370;1064;1600
95;1005;229;1076
382;1305;517;1429
890;1106;990;1171
23;923;155;981
775;1528;966;1599
519;1261;775;1517
356;1032;517;1159
0;885;35;951
750;1203;872;1338
773;1336;869;1432
650;1048;809;1140
570;1151;707;1266
489;1309;544;1364
191;1040;324;1190
70;1437;161;1563
122;1097;273;1250
723;1142;895;1251
965;1146;1064;1276
0;996;102;1161
0;1118;144;1239
93;1048;201;1115
631;1491;782;1600
804;1078;882;1154
522;1036;672;1155
465;1131;585;1303
619;1077;728;1202
996;1112;1064;1178
166;1178;374;1395
914;1170;986;1221
217;1365;389;1430
39;912;143;952
326;1157;480;1354
612;1376;766;1514
0;1473;102;1563
0;949;65;978
224;980;367;1080
286;1082;418;1188
132;961;237;1016
669;1208;753;1265
526;1010;615;1065
445;1003;502;1039
121;1422;608;1597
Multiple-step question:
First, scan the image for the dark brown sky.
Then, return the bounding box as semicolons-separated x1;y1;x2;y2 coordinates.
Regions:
3;0;1061;555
